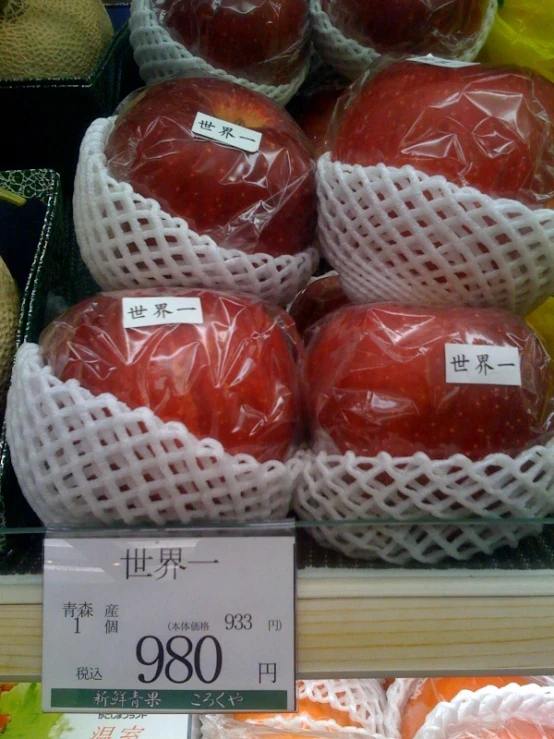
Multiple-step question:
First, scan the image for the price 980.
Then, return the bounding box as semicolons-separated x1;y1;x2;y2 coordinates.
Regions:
136;635;222;684
225;613;252;630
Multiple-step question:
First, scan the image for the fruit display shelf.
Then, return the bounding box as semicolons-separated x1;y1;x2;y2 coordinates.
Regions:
1;523;554;680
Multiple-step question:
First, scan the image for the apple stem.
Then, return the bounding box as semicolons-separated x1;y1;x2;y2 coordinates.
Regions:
0;188;26;207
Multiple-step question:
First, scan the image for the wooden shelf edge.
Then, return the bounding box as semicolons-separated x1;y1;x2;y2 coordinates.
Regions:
0;572;553;680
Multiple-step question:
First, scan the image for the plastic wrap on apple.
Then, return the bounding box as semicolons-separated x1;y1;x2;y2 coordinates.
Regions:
106;77;317;259
152;0;311;87
327;56;554;208
39;288;304;463
317;56;554;314
310;0;497;80
303;303;554;461
201;714;383;739
288;272;350;338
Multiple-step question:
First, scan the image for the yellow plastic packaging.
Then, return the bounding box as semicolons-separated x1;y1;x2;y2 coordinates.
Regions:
479;0;554;83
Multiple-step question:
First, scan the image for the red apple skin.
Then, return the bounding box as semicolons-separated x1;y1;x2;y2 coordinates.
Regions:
320;0;489;57
106;77;316;257
288;85;345;157
332;60;554;206
303;303;554;461
157;0;310;86
288;273;349;337
39;288;303;463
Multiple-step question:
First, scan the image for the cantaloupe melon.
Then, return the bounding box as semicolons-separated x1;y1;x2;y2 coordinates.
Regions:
0;0;114;80
0;255;20;415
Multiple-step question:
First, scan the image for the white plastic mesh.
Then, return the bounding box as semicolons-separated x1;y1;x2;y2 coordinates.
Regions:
73;117;319;306
414;684;554;739
299;680;387;734
292;447;554;564
129;0;309;105
201;680;386;735
384;679;421;739
309;0;497;80
317;156;554;315
6;343;301;527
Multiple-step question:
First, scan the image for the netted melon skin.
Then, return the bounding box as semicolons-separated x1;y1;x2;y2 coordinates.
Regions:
0;257;19;415
0;0;114;80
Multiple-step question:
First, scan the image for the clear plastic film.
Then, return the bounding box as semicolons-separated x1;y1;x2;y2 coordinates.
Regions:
39;288;303;463
318;0;492;59
288;271;349;338
105;77;317;258
152;0;312;87
328;56;554;207
302;302;554;461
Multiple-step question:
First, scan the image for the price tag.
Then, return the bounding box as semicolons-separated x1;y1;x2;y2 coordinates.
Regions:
122;297;203;328
192;112;262;153
42;529;296;713
445;343;521;386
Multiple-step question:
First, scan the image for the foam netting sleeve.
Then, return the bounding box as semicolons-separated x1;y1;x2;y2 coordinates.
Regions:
413;684;554;739
73;117;319;306
316;156;554;314
292;447;554;565
201;680;387;735
129;0;309;105
309;0;497;80
6;343;302;526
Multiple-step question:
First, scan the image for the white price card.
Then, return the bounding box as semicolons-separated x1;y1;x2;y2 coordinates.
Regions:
122;297;203;328
42;531;296;714
445;344;522;386
192;112;262;153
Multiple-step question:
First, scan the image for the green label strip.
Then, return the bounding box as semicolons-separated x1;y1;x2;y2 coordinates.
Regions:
51;689;288;712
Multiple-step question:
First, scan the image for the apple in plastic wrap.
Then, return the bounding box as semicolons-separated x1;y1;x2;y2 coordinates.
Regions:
303;303;554;461
106;77;316;258
155;0;310;85
288;273;349;337
320;0;491;58
39;288;303;463
331;59;554;207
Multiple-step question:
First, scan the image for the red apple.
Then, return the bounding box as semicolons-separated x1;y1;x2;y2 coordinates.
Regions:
288;272;349;337
320;0;490;57
331;59;554;206
288;83;346;157
303;303;554;460
106;77;316;257
156;0;310;85
39;288;303;463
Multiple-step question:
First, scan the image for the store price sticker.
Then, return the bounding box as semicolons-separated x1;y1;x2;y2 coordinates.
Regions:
42;533;296;713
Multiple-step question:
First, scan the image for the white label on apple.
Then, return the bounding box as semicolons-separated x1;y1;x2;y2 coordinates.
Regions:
192;112;262;153
445;344;521;386
122;297;203;328
42;533;296;713
60;710;192;738
408;55;479;69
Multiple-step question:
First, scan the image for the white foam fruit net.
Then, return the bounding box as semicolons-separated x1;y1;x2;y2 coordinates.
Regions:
414;684;554;739
317;156;554;315
309;0;497;80
74;117;319;306
201;680;386;735
6;343;301;527
292;447;554;565
129;0;309;105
